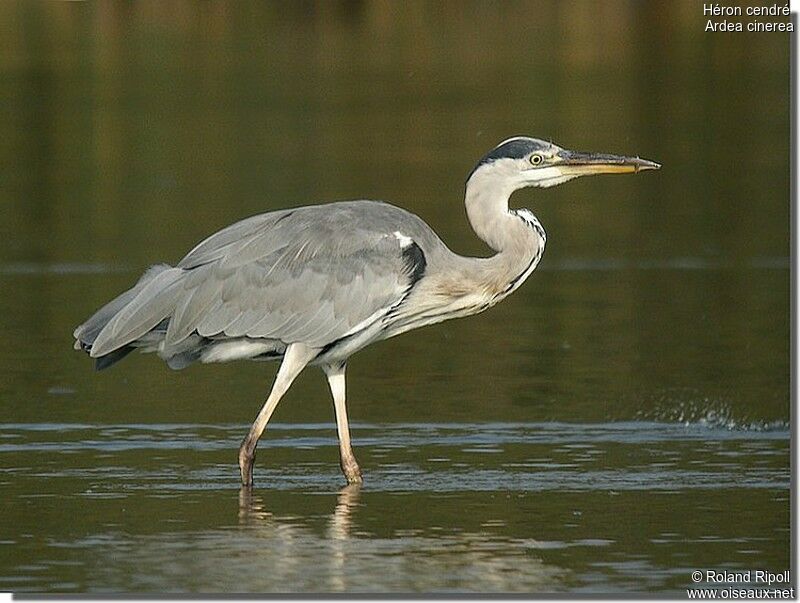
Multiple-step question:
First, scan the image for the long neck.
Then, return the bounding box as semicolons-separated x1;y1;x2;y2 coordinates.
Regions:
465;175;517;253
458;175;546;297
382;176;546;338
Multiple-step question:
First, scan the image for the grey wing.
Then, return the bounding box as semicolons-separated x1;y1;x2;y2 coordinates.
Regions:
162;206;425;352
177;209;295;270
84;202;430;360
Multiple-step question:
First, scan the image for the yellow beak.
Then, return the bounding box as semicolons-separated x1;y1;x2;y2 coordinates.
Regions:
557;150;661;175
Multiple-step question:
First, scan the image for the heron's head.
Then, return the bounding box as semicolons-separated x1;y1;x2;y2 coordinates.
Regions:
467;136;660;191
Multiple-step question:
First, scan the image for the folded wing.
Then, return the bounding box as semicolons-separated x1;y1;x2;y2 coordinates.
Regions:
80;203;427;362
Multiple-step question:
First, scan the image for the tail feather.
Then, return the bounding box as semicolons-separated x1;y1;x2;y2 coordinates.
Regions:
75;262;276;372
73;285;143;346
74;264;179;367
90;268;184;357
94;345;135;371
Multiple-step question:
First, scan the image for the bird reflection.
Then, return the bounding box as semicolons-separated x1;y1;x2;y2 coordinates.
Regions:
328;483;361;540
237;483;361;538
234;485;559;591
327;484;361;591
237;483;362;591
238;486;272;525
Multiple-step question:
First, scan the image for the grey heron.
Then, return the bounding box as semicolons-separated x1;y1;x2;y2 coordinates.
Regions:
74;136;660;486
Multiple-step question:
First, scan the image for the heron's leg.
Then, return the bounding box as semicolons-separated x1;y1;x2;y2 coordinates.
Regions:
324;364;363;484
239;343;316;487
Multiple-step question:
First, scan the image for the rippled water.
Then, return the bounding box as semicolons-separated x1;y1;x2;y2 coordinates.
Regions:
0;421;789;593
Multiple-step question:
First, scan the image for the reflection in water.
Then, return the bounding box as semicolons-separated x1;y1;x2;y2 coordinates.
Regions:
328;483;361;540
236;485;364;592
233;483;562;593
327;484;359;592
0;421;788;593
239;475;361;537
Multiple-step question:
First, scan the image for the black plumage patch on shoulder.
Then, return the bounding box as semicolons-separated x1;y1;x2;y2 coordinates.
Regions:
402;241;427;286
314;241;427;365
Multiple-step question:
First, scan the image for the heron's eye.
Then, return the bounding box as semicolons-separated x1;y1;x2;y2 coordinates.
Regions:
529;153;545;166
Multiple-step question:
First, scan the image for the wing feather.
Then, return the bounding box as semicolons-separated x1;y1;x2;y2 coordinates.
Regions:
178;211;292;269
77;201;438;365
166;206;422;351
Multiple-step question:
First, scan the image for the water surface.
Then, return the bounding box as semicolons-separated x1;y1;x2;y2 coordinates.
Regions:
0;421;789;593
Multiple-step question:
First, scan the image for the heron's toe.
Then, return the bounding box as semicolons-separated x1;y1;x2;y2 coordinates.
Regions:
346;473;363;485
238;449;256;486
341;460;363;484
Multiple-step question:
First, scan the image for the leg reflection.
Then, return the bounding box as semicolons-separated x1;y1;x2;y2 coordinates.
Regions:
327;484;361;591
238;487;271;525
329;483;361;540
236;484;363;592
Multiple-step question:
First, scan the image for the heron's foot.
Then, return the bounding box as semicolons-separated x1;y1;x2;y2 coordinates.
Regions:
340;457;363;485
238;442;256;487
